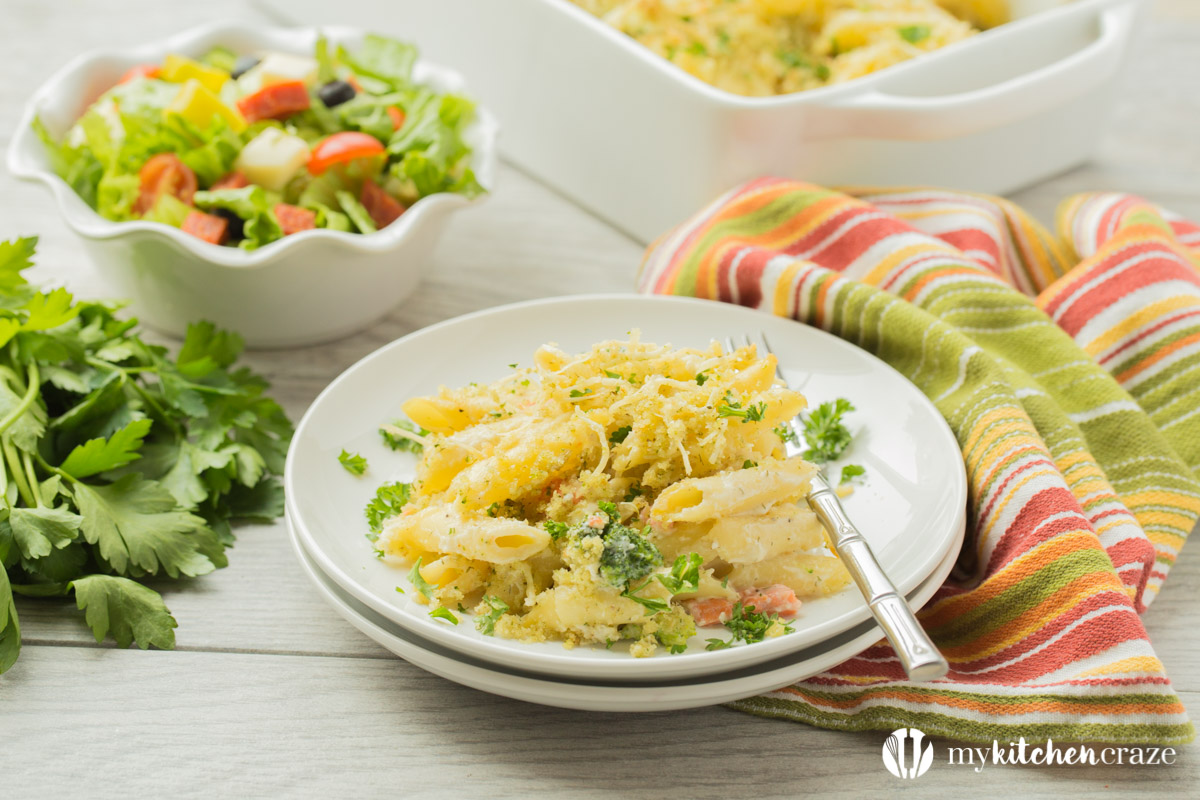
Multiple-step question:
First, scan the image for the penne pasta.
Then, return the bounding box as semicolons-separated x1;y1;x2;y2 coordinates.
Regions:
370;335;857;658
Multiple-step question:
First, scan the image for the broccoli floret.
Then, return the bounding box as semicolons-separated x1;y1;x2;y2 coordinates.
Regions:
653;607;696;653
598;522;663;587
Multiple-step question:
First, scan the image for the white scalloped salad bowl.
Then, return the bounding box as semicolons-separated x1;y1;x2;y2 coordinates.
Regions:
6;22;499;348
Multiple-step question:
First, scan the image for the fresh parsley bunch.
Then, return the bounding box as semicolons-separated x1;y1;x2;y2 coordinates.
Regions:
0;237;292;674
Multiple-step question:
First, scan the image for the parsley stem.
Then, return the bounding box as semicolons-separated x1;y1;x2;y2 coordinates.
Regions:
33;451;77;485
2;440;35;508
0;361;39;439
22;451;41;507
127;379;183;437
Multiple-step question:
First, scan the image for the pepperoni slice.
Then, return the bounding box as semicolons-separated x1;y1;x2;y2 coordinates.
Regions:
274;203;317;235
360;179;405;229
180;210;229;245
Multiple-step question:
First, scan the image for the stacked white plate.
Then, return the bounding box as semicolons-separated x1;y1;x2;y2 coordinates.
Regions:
285;296;968;711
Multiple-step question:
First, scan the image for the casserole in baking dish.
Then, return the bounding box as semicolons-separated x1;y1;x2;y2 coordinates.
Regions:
265;0;1146;241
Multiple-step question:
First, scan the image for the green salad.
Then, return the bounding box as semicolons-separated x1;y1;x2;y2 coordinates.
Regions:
35;34;484;249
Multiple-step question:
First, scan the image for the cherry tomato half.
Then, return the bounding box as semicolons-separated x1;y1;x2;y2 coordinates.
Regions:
307;132;386;176
134;153;197;216
386;106;406;131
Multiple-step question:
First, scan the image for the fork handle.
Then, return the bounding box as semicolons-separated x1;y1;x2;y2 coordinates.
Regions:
807;482;949;682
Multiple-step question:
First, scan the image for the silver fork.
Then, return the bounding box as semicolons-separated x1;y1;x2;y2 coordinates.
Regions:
727;334;949;682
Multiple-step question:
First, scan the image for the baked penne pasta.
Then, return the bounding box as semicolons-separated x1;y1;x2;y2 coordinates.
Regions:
368;335;856;657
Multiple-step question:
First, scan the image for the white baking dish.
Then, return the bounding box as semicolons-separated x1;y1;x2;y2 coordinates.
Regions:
263;0;1145;242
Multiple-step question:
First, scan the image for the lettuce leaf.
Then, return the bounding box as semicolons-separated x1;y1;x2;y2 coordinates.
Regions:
193;186;283;250
335;190;376;234
385;91;480;199
337;34;417;90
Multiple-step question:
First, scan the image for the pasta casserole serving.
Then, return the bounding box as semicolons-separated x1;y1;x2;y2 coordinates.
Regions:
371;335;851;656
569;0;1009;97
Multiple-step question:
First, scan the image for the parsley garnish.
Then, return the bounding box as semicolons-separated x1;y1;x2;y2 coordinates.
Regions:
898;24;931;44
717;397;767;423
0;237;294;671
407;557;438;602
840;464;866;484
379;419;428;453
429;607;459;625
569;388;593;398
544;520;570;540
801;398;856;462
773;423;799;446
609;425;632;445
622;579;670;614
338;449;367;476
474;595;508;635
705;602;794;650
695;371;709;386
685;41;707;56
727;601;793;644
743;460;757;469
603;370;622;379
598;500;618;521
657;553;702;595
364;482;412;536
623;485;644;502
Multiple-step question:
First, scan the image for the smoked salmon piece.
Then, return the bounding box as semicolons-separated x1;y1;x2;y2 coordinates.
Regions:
684;584;802;627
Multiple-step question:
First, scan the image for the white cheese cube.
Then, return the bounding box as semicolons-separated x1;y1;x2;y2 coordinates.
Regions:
233;128;311;192
256;53;319;87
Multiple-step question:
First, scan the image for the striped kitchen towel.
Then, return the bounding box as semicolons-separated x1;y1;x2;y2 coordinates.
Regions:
638;179;1200;744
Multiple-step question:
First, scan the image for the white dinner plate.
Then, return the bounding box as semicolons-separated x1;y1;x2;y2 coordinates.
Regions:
285;295;967;681
289;508;963;710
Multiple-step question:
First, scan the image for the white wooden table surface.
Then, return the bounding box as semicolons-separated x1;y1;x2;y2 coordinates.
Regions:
2;1;1198;796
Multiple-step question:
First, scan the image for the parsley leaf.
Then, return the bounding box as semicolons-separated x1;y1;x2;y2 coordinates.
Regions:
773;423;799;446
71;574;177;649
429;606;459;624
379;419;427;453
474;595;508;635
338;449;368;476
59;418;153;479
544;520;570;540
8;505;82;560
657;552;702;595
569;388;593;398
898;24;931;44
622;579;670;614
695;371;709;386
364;482;411;535
609;425;632;445
801;398;856;463
840;464;866;484
717;397;767;423
408;557;438;602
73;476;225;578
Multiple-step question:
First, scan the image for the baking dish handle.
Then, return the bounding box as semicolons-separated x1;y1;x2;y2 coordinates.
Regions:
817;1;1138;141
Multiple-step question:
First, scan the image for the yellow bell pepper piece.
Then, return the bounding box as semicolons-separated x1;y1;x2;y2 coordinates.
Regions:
165;79;246;132
160;54;230;93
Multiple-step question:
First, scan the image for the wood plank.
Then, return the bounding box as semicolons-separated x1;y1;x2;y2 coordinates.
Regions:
3;646;1198;798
